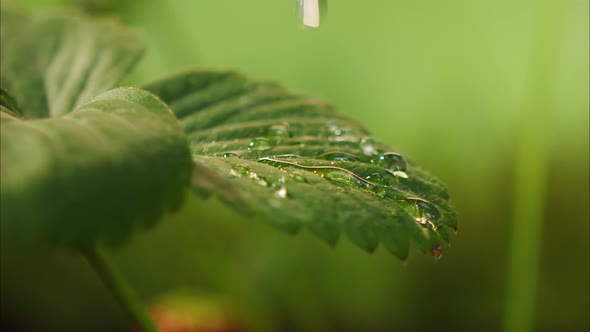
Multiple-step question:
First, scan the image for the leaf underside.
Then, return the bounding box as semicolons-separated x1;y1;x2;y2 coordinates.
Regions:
0;88;192;246
143;70;457;259
0;9;191;247
0;8;143;119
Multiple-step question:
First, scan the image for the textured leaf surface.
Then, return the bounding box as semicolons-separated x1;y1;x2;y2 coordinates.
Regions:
0;8;143;119
143;70;457;259
0;87;192;247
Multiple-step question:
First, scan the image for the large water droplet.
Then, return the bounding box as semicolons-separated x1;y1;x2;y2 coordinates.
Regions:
378;152;407;171
406;197;442;230
360;137;378;156
377;152;408;178
249;137;272;151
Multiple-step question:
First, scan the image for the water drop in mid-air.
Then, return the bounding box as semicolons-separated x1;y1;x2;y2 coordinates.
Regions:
297;0;326;28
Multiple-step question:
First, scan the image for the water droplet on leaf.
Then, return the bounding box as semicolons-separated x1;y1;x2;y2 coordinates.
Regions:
275;186;288;198
327;123;342;136
360;137;377;155
290;172;307;182
377;152;407;172
316;151;358;162
249;137;272;151
392;171;409;179
325;170;357;186
230;165;250;177
266;123;291;141
406;197;442;230
249;172;269;187
428;243;443;259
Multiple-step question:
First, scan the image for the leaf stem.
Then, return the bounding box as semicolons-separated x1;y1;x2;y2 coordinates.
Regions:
82;246;159;332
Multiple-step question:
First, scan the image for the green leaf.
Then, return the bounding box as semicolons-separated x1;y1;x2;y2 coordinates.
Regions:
1;87;22;117
0;87;192;247
0;7;143;119
143;70;457;259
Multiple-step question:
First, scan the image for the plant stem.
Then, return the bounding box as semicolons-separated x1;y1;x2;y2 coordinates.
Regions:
503;1;566;332
82;246;159;332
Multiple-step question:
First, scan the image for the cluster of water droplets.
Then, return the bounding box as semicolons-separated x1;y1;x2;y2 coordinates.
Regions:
229;163;291;200
222;121;443;231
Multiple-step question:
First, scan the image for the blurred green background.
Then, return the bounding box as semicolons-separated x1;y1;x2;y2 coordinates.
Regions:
1;0;588;331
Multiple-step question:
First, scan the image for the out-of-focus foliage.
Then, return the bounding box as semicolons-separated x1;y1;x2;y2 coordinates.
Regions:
0;8;192;247
1;0;588;332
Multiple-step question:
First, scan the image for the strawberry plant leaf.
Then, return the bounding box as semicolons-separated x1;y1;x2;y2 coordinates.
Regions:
0;7;143;119
0;9;191;247
143;70;457;259
0;87;192;247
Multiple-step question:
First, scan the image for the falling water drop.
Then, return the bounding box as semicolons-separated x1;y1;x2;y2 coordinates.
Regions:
297;0;327;28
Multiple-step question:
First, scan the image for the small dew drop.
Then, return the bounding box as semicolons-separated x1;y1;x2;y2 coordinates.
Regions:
249;172;269;187
360;137;377;156
230;165;250;177
290;172;308;183
223;152;238;158
249;137;272;151
275;186;288;198
327;123;342;136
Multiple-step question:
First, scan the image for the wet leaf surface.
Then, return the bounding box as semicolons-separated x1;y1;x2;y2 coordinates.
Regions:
143;70;457;259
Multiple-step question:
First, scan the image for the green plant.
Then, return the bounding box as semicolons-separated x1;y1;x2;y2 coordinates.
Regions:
0;6;456;331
